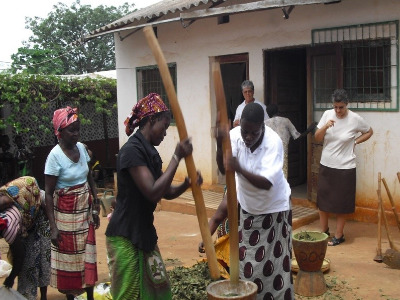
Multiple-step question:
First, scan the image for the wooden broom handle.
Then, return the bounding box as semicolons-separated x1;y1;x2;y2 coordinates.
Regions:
212;62;239;285
382;178;400;232
143;26;220;279
377;188;399;251
377;172;382;257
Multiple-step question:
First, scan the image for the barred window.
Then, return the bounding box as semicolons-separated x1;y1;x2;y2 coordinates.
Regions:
311;21;398;111
136;63;177;120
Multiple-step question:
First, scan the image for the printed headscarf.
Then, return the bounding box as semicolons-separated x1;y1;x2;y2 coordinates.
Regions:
124;93;169;136
52;106;78;137
0;176;42;237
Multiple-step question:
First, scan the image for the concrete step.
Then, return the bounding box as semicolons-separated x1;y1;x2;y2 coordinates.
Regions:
159;189;319;230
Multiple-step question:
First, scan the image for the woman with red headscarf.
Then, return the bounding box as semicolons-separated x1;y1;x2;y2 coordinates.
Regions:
44;106;100;300
106;93;201;300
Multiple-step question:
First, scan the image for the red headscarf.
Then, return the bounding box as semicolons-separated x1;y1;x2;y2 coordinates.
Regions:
124;93;169;136
52;106;78;137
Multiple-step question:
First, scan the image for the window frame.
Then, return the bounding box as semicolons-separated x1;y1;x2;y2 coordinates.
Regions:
311;20;399;112
136;63;177;122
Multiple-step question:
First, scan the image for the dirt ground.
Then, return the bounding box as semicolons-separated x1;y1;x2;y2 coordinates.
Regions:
2;210;400;299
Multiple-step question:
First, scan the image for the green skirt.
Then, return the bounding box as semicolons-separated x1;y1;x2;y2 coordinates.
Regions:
106;236;172;300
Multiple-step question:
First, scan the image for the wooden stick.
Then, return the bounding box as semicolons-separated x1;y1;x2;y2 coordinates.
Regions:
377;189;399;251
381;178;400;232
142;26;220;280
397;172;400;184
374;172;382;262
212;61;239;285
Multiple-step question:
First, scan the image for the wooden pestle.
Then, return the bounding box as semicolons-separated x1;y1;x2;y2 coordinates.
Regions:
143;26;220;280
212;61;239;286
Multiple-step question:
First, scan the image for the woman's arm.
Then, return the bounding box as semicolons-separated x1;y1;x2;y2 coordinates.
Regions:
355;127;373;145
87;165;100;229
44;175;60;247
164;177;190;200
228;156;272;190
3;235;25;288
198;193;228;253
314;119;335;142
128;138;193;204
298;122;317;139
164;171;203;200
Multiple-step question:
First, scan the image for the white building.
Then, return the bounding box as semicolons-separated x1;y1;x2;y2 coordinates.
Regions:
86;0;400;224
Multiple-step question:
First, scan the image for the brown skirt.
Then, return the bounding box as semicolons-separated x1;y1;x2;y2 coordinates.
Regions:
317;164;356;214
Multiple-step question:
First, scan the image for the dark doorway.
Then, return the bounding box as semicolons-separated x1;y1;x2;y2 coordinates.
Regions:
265;48;307;187
216;54;248;128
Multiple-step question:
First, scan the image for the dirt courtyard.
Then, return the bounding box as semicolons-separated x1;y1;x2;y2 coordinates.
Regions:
2;210;400;299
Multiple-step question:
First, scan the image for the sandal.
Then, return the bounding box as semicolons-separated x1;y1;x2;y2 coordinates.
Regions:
328;235;345;246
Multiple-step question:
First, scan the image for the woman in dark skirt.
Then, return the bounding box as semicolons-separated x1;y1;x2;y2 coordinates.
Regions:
315;89;373;246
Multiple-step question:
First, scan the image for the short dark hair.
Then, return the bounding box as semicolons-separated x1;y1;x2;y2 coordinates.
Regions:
266;103;278;118
241;102;264;124
332;89;348;104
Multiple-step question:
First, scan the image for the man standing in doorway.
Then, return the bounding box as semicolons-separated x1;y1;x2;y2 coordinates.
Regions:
233;80;269;127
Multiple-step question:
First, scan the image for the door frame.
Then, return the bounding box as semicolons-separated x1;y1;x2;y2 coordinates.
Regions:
211;53;249;185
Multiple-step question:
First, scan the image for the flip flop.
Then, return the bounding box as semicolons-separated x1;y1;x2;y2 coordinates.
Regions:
328;235;345;246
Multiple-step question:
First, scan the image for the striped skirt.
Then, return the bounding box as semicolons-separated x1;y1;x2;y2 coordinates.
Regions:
50;182;97;294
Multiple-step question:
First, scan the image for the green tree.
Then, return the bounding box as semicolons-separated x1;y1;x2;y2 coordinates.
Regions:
11;0;135;75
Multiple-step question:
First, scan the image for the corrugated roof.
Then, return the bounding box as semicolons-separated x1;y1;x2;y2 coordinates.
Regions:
85;0;340;41
91;0;227;35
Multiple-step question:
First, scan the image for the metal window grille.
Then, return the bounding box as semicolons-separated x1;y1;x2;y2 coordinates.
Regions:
136;63;177;120
312;20;399;111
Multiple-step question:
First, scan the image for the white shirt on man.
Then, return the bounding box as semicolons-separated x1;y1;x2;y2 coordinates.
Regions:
230;125;291;215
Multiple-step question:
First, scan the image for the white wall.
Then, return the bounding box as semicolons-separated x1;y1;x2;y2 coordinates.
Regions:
114;0;400;201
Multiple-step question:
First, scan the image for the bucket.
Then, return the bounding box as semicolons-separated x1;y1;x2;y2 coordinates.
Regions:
98;189;115;217
207;279;258;300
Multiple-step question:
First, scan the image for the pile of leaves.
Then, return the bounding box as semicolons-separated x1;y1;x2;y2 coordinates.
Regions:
296;231;317;241
168;261;213;300
168;264;365;299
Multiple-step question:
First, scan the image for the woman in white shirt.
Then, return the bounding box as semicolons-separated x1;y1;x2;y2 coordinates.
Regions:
216;102;293;300
315;89;373;246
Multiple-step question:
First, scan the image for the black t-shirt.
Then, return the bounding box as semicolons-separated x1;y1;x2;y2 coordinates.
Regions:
105;130;163;251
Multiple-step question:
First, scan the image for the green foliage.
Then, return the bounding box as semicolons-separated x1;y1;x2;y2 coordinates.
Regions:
10;0;135;75
168;261;214;300
0;73;117;143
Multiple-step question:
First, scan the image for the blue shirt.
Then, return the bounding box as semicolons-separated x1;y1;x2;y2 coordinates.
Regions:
44;142;90;189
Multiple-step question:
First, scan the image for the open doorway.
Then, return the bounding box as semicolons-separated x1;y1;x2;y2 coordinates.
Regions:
216;53;248;128
265;47;308;195
213;54;248;185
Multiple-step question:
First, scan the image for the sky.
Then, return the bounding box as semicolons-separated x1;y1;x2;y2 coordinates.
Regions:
0;0;160;69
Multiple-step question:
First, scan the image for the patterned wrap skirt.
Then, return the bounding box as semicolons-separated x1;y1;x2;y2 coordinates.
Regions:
50;182;98;295
17;209;51;300
317;164;356;214
106;236;172;300
239;208;294;300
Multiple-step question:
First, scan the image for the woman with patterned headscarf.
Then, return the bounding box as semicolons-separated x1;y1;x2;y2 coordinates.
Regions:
0;176;50;300
44;106;100;300
106;93;202;300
